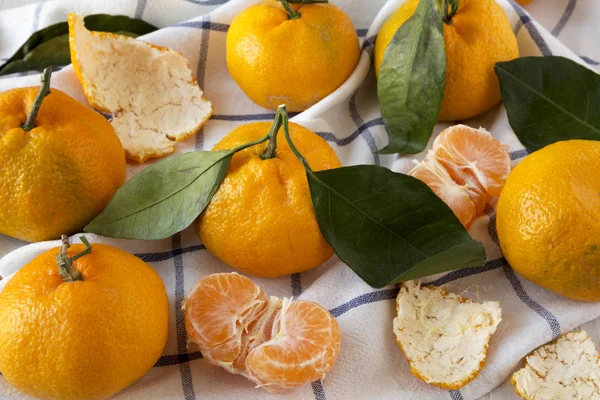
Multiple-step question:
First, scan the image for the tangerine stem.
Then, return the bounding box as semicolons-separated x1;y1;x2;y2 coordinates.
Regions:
440;0;458;24
56;235;90;282
277;0;301;20
22;66;53;132
260;108;284;160
279;104;313;172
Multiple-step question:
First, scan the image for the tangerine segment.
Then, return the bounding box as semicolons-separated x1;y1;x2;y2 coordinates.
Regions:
410;153;483;228
433;125;511;197
244;300;342;392
183;273;269;372
184;273;341;392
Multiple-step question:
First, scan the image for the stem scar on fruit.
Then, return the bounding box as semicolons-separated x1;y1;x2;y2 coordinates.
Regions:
56;234;92;282
22;66;52;131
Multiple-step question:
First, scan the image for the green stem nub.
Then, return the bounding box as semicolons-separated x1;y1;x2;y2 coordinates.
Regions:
56;235;91;282
441;0;459;24
22;66;53;132
277;0;301;20
260;106;285;160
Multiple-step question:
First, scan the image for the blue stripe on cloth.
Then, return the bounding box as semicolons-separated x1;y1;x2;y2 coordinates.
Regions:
172;234;197;399
134;0;147;19
176;20;230;32
508;0;552;56
135;244;206;263
329;288;398;318
356;28;368;38
290;273;303;297
349;96;381;165
316;118;383;147
361;35;377;60
449;389;464;400
155;352;203;367
510;148;530;160
428;257;508;287
581;56;600;65
211;112;299;121
311;380;327;400
195;17;212;150
503;265;562;339
551;0;577;36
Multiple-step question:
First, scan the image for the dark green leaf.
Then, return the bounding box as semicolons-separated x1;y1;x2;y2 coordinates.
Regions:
84;151;232;240
377;0;445;154
495;56;600;151
306;165;486;288
0;14;157;76
83;14;157;35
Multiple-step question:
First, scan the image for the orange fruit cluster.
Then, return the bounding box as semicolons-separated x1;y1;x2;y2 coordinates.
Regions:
410;125;510;227
183;272;341;392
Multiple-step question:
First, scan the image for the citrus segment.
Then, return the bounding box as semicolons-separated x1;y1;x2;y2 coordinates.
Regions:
245;300;342;392
183;273;269;372
184;273;341;392
410;154;479;227
433;125;511;197
409;125;509;228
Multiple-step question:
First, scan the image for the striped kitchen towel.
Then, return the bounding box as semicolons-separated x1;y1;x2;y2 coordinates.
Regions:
0;0;599;399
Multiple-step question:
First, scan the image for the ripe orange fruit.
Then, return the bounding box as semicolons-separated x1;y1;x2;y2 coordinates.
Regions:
184;272;341;392
196;115;341;278
375;0;519;121
0;69;125;242
226;0;360;111
497;140;600;301
0;236;169;399
410;125;510;227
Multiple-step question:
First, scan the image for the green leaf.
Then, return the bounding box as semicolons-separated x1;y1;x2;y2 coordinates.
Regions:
0;14;157;76
495;56;600;151
377;0;445;154
306;165;486;288
84;151;232;240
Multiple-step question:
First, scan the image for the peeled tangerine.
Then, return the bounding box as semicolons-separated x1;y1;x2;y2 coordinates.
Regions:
183;273;341;392
68;14;212;162
410;125;510;228
512;331;600;400
394;281;502;389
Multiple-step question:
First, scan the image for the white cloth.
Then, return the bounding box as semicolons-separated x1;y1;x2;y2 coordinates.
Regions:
0;1;598;399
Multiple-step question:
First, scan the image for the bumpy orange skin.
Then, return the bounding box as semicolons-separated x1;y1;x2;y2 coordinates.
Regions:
374;0;519;121
497;141;600;302
0;243;169;400
0;87;126;242
226;0;360;112
197;122;341;278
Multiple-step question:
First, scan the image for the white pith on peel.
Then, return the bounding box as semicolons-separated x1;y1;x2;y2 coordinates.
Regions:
69;14;213;162
393;281;502;389
512;330;600;400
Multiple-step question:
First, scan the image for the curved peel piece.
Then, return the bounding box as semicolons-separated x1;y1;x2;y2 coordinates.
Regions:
68;13;212;162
